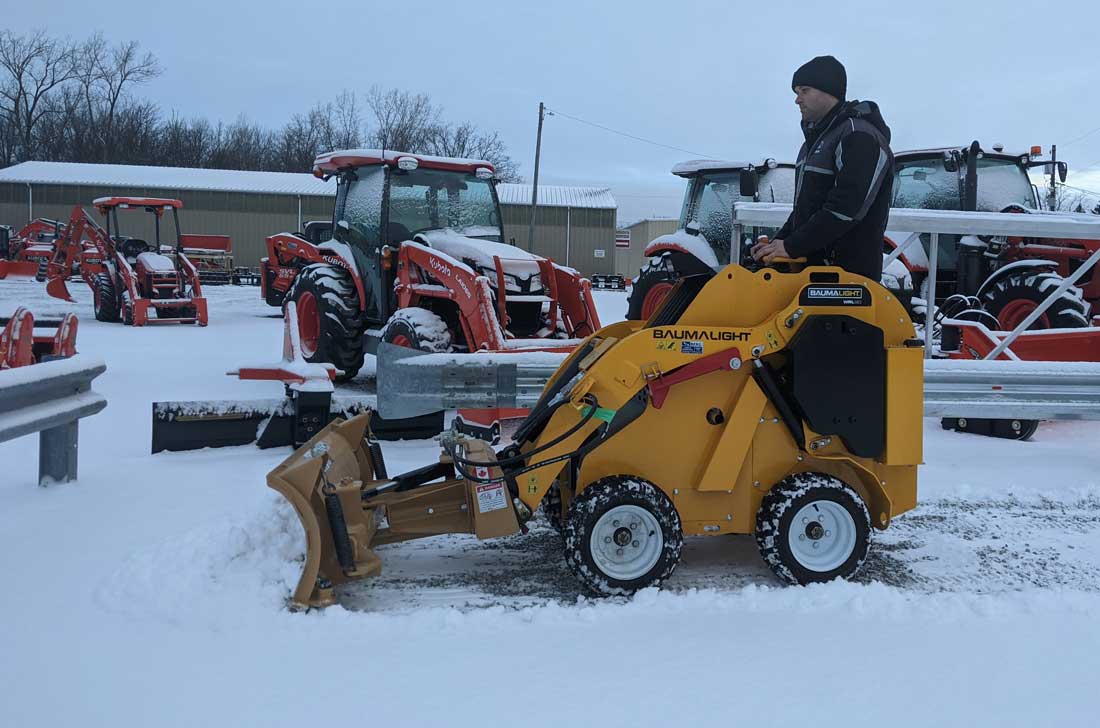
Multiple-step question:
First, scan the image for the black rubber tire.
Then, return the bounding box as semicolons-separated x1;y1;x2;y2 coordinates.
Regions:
541;481;564;533
120;290;134;326
92;273;121;323
564;475;683;596
980;270;1090;330
626;254;680;321
379;308;454;352
755;472;872;586
285;263;367;382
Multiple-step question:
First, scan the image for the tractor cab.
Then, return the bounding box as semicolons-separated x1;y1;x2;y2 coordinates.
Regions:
888;143;1067;300
671;158;795;266
94;197;184;268
313;149;519;326
626;159;794;320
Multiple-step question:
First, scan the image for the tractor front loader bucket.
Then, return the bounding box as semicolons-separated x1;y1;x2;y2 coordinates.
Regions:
0;260;41;279
269;413;519;610
44;267;75;302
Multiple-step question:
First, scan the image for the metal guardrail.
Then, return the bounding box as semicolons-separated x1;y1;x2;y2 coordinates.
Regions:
731;202;1100;360
0;356;107;485
378;345;1100;422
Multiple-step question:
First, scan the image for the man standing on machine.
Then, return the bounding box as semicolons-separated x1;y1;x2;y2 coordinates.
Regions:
752;55;894;280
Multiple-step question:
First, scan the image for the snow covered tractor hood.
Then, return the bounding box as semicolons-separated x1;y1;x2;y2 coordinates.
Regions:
416;229;543;291
270;261;924;609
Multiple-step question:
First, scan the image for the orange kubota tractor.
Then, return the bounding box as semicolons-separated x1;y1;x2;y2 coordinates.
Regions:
261;150;601;388
45;197;208;326
0;218;69;279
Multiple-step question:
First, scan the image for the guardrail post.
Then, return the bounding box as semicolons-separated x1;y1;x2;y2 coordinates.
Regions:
39;420;79;486
923;233;939;358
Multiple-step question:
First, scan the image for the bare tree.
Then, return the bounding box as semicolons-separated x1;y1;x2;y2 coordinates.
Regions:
365;86;440;153
91;37;161;162
428;121;521;181
0;29;79;164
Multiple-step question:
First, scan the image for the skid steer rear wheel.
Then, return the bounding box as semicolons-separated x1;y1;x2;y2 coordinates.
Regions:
286;263;367;381
92;273;120;323
755;473;871;586
980;270;1089;330
564;476;682;596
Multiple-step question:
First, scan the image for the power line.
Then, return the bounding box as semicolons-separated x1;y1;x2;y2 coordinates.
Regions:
546;106;714;158
1061;124;1100;148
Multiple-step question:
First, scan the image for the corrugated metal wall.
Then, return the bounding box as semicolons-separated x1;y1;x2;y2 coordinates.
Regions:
1;182;618;274
615;219;679;276
0;182;332;267
501;204;616;275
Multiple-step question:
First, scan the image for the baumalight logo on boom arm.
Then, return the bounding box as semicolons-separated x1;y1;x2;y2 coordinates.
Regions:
652;329;751;341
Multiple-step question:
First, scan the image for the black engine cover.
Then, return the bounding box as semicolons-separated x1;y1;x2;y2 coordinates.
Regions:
785;315;885;459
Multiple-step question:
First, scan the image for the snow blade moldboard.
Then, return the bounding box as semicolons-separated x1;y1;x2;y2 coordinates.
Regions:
269;414;520;610
150;397;443;453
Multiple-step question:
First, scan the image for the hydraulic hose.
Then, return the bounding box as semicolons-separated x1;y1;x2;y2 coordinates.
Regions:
444;394;603;485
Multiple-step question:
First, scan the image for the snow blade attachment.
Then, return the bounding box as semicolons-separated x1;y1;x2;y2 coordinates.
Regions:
269;413;519;610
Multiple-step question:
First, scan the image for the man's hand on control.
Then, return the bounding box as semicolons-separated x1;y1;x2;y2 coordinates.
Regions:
751;236;790;263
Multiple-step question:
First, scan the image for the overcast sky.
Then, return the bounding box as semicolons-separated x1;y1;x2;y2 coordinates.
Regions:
12;0;1100;222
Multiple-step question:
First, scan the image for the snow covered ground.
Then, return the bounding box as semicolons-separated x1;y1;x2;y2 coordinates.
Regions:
1;277;1098;727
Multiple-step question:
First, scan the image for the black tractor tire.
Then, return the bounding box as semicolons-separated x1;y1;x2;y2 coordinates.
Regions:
92;273;121;323
120;290;134;326
980;270;1090;331
626;253;681;321
755;472;872;586
379;308;454;352
564;476;683;596
285;263;367;382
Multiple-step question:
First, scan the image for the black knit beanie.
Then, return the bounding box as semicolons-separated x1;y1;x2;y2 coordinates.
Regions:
792;55;847;101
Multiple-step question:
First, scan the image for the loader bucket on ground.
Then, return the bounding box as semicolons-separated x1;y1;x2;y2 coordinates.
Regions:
0;260;41;279
268;413;518;610
45;275;75;303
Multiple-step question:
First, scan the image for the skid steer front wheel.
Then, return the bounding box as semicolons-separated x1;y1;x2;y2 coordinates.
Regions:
755;473;871;586
564;476;682;596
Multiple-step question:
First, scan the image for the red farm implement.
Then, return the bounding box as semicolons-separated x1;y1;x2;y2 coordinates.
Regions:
0;306;78;369
45;197;208;326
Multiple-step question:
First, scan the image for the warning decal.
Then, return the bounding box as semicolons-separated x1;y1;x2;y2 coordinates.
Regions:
476;482;508;513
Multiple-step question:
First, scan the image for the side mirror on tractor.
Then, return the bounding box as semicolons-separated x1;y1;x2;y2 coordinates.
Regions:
739;169;759;198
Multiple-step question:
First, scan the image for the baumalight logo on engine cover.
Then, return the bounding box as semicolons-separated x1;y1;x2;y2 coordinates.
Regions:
652;329;751;341
800;285;870;306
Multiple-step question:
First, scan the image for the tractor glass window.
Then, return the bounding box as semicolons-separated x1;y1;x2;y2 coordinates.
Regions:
893;158;959;211
339;166;385;249
388;168;501;241
689;173;741;247
976;158;1036;211
756;167;796;203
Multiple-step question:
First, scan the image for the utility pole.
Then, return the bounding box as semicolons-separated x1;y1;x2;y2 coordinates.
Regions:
527;102;545;252
1049;144;1058;211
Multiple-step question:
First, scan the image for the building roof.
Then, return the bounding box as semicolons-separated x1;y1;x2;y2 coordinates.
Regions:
496;183;616;210
313;148;493;175
0;160;337;196
0;161;617;209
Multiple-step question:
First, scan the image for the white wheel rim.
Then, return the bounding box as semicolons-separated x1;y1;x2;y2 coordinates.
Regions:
590;504;663;581
787;500;857;573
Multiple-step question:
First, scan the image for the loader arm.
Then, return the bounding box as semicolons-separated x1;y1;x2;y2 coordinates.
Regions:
45;206;109;302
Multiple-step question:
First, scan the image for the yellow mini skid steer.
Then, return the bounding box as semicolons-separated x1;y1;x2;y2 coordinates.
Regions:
269;261;924;609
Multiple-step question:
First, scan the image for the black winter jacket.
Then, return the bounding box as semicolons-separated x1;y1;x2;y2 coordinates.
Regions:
776;100;894;280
